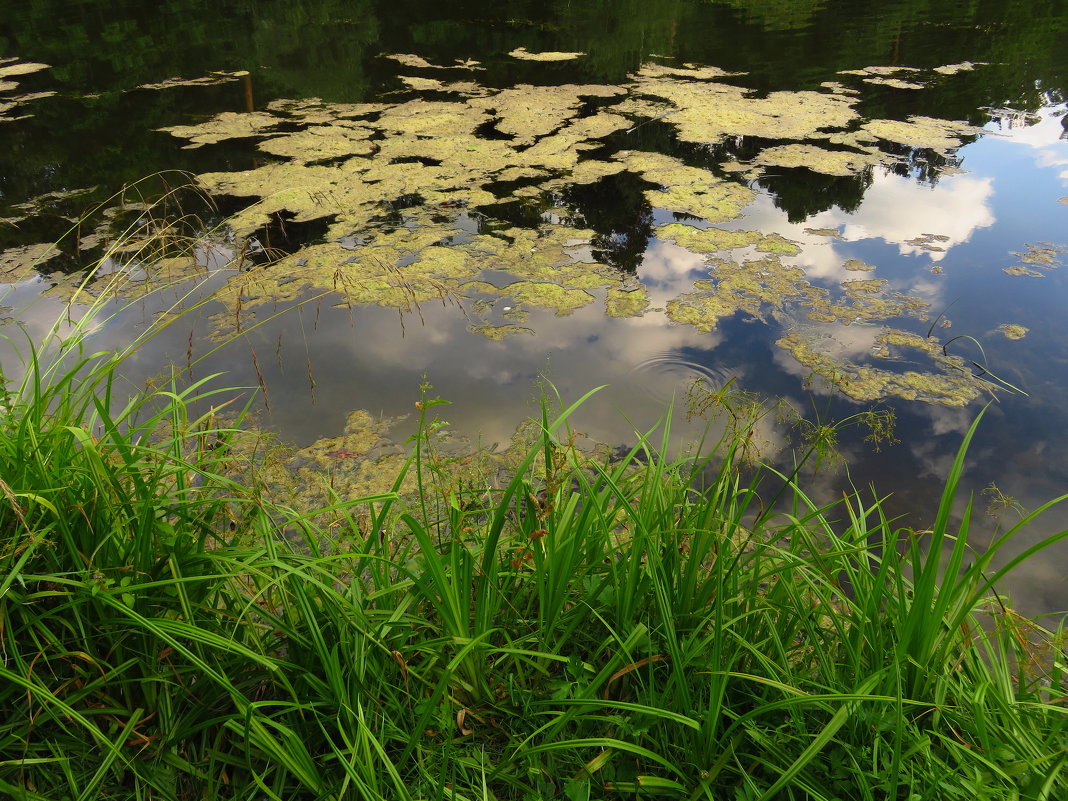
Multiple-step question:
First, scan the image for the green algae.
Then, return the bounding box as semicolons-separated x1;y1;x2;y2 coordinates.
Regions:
140;54;998;402
843;259;875;272
804;227;845;240
0;242;60;282
861;116;980;154
135;70;249;91
933;61;985;75
384;54;483;70
656;223;762;253
499;281;594;316
0;59;49;80
508;47;584;61
257;123;377;162
605;286;650;318
749;143;880;176
630;75;860;145
158;111;283;148
467;323;533;340
861;77;927;90
469;84;623;145
665;255;825;332
755;233;802;255
839;65;923;77
616;151;755;222
998;324;1029;340
777;329;983;407
633;63;741;80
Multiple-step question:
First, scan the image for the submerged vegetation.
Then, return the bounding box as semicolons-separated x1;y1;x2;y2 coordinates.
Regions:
3;221;1068;799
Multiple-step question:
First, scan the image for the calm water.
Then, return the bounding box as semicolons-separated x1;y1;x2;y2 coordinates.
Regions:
2;0;1068;614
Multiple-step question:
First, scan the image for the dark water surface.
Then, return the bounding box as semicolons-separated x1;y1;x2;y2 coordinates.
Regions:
3;0;1068;614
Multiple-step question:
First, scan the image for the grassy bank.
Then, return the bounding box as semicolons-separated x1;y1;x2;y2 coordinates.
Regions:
3;332;1068;801
3;211;1068;799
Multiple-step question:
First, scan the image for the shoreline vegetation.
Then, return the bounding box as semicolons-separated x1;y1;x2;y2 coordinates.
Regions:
4;207;1068;800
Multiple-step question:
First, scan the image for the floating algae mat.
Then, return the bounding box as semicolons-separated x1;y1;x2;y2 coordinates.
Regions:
3;55;1026;407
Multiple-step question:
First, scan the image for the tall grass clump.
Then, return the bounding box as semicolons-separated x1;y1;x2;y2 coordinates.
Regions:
3;204;1068;799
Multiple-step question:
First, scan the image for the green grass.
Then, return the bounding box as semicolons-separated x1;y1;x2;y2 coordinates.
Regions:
3;215;1068;799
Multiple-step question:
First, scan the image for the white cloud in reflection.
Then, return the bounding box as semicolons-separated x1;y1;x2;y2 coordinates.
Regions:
986;103;1068;182
803;172;995;262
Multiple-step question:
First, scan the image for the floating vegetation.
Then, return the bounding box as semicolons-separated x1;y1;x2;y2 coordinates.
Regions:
998;324;1029;340
862;77;927;90
843;259;876;271
839;65;923;77
860;116;981;155
804;227;844;239
1003;265;1044;278
777;329;984;407
1;242;60;283
117;55;997;405
507;47;584;62
257;123;377;162
1004;242;1067;276
0;58;50;79
135;70;249;91
604;286;650;318
158;111;284;148
933;61;986;75
384;53;483;70
749;143;881;176
904;233;951;252
665;255;826;332
0;59;54;122
656;223;762;253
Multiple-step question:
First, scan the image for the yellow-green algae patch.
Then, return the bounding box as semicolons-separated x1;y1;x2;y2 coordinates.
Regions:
1003;265;1043;278
1;90;55;122
158;111;283;148
257;123;377;162
665;255;826;332
469;84;623;145
861;77;927;90
843;259;875;272
748;143;881;176
135;70;249;91
656;223;762;253
467;323;533;340
933;62;985;75
630;73;860;145
777;330;984;407
508;47;584;62
839;65;923;77
1;242;61;282
501;281;595;315
0;59;50;80
605;286;650;318
804;227;844;240
616;151;755;222
755;233;801;256
633;62;741;80
384;54;483;70
861;116;981;155
998;324;1028;340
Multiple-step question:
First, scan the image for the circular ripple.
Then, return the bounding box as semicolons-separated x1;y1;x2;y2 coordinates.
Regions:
629;352;737;405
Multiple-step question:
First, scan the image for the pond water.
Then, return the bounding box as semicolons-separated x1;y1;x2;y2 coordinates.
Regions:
2;0;1068;615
